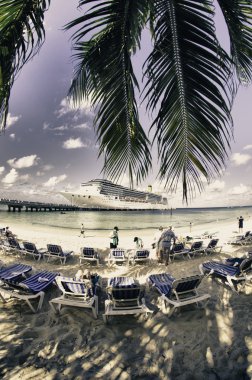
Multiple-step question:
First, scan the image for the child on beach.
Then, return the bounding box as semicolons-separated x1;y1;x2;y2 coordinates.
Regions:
79;224;85;238
134;236;143;249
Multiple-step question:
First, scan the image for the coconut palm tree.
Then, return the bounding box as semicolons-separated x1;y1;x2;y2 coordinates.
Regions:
1;0;252;201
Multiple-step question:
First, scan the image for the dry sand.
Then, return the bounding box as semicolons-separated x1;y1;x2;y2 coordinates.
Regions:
0;219;252;380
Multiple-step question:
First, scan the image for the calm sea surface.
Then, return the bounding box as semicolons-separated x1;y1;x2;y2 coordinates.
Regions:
0;206;251;233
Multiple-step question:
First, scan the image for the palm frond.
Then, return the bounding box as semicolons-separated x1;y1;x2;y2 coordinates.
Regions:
0;0;50;132
217;0;252;84
66;0;151;186
144;0;233;201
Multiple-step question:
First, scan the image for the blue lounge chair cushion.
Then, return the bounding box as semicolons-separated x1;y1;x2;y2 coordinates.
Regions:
19;271;58;293
202;261;240;277
82;247;95;257
225;257;244;266
135;250;149;258
111;250;125;257
63;277;94;297
109;277;137;288
149;273;203;297
47;244;72;257
172;243;185;253
149;273;175;296
23;242;38;253
108;277;140;300
0;264;32;281
207;239;219;249
7;238;21;249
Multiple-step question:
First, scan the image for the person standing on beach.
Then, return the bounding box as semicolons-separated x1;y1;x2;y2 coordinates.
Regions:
79;223;85;237
110;226;119;248
158;226;176;265
238;216;244;233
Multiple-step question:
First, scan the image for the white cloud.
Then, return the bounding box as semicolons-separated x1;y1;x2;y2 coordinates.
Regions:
63;137;87;149
8;154;40;169
36;165;54;177
56;97;94;118
44;174;67;188
228;184;249;195
231;152;252;166
6;113;21;128
208;180;225;192
2;168;18;184
0;166;5;175
1;169;30;187
74;123;91;130
36;171;44;177
54;125;68;131
43;122;50;130
43;164;54;171
9;133;15;139
243;144;252;150
19;174;30;182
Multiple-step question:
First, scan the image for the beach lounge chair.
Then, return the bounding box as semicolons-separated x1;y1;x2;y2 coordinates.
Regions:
199;255;252;292
79;247;99;266
50;276;99;318
169;242;186;261
148;273;210;316
108;249;127;266
0;270;59;312
103;276;153;323
1;237;23;255
0;263;32;282
22;242;46;261
44;244;73;264
227;231;252;245
129;249;150;265
224;252;252;267
183;241;204;259
204;239;222;255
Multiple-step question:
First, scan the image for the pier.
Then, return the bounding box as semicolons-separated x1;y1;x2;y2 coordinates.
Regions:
0;199;80;212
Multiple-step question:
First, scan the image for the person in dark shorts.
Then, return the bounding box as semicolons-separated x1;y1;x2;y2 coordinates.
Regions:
238;216;244;233
158;226;176;265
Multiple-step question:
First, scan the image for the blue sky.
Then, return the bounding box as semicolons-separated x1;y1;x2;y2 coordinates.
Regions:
1;0;252;208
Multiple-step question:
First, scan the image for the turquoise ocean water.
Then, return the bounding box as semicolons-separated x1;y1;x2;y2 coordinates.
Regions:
0;205;251;233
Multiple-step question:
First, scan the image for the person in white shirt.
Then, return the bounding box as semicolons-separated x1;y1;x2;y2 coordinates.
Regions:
110;226;119;248
152;226;164;261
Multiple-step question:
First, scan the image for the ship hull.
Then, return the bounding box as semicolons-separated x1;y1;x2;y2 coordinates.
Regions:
61;192;168;210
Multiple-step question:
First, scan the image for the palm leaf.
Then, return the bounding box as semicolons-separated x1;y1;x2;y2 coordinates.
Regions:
66;0;152;187
217;0;252;84
144;0;233;201
0;0;50;132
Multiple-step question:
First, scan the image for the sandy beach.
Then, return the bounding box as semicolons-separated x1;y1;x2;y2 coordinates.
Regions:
0;218;252;380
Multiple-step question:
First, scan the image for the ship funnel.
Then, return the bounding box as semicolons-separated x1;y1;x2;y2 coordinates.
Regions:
147;185;152;193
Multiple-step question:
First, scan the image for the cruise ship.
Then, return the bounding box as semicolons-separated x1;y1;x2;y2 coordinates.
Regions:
61;179;168;210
